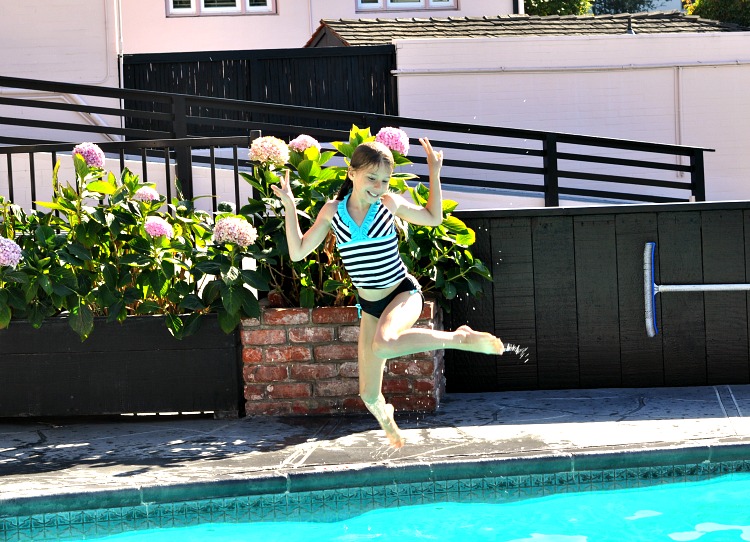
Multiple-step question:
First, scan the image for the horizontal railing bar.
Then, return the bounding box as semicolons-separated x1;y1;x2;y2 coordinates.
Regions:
432;140;543;157
557;151;692;173
558;186;689;203
0;116;172;139
0;97;173;122
444;158;544;176
558;170;692;190
0;75;173;103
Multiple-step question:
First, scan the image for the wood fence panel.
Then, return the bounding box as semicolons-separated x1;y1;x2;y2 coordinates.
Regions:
532;216;580;389
702;209;749;383
574;215;621;388
492;217;538;390
615;213;664;387
657;211;706;386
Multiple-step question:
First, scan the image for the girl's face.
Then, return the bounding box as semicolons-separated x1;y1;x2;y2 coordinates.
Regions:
349;162;392;204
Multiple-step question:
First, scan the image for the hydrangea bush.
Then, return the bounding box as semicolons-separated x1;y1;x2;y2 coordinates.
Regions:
241;125;491;309
0;145;267;340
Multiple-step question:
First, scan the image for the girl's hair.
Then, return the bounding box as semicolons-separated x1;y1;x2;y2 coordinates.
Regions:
335;141;395;200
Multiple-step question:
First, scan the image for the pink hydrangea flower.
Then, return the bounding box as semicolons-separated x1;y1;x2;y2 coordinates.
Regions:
288;134;321;153
144;216;174;239
0;237;22;268
133;186;160;202
213;217;258;248
72;142;106;169
249;136;290;168
375;127;410;156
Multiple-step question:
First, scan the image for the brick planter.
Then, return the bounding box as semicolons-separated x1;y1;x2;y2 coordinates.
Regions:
241;301;444;416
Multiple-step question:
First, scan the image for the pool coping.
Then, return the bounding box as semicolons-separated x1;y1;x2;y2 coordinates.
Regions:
3;441;750;519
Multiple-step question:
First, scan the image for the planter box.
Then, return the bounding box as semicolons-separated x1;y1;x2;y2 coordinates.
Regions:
241;301;445;416
0;314;241;418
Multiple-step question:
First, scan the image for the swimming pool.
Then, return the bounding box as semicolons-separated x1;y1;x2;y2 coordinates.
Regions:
3;454;750;541
83;474;750;541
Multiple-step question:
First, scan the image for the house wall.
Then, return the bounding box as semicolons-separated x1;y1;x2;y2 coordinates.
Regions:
119;0;518;54
394;33;750;202
0;0;121;143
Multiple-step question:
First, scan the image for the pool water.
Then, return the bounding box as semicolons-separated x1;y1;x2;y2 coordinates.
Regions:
88;474;750;542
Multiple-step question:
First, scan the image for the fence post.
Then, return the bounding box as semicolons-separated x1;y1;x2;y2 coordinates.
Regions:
171;95;193;199
689;150;706;202
543;133;559;207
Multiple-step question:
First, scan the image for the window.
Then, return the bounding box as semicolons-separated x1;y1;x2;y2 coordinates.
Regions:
356;0;456;10
167;0;275;16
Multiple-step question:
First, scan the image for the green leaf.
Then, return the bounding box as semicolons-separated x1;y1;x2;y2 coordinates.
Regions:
85;180;117;195
135;300;161;314
296;160;321;182
217;308;241;334
67;243;93;262
181;313;203;338
220;283;242;315
194;261;222;274
241;291;260;319
442;199;459;213
300;287;315;308
178;294;206;311
240;269;269;291
165;313;184;339
222;266;241;285
69;303;94;341
455;229;476;246
0;304;10;329
323;279;346;293
443;282;457;300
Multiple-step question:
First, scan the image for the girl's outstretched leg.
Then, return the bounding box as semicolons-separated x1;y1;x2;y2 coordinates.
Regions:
372;294;505;359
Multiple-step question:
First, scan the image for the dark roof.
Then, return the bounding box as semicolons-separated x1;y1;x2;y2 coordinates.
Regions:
305;12;749;47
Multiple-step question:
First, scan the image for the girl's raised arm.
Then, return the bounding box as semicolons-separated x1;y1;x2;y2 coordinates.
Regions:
390;137;444;227
271;170;335;262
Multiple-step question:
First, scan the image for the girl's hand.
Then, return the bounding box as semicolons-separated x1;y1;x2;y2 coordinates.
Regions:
420;137;443;172
270;170;295;208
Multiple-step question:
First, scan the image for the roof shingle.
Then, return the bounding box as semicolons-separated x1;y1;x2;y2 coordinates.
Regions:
306;12;749;47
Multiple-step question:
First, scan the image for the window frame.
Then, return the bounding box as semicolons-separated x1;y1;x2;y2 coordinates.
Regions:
356;0;456;11
166;0;275;16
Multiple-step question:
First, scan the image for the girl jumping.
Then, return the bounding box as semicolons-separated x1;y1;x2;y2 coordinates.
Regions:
272;137;505;448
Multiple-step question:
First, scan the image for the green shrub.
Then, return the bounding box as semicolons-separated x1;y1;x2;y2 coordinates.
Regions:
525;0;591;16
687;0;750;27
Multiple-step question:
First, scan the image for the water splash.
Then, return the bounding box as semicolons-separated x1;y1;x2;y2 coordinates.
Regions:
504;343;530;363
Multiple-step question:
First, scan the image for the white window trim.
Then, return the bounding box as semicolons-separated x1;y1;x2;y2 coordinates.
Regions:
356;0;456;11
166;0;275;16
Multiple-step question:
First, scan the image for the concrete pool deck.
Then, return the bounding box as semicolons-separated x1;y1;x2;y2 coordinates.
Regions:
2;385;750;515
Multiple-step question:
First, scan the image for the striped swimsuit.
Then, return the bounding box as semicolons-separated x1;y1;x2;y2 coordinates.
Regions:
330;194;407;290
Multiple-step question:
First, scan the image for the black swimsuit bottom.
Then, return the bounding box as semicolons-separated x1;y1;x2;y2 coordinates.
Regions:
356;274;424;319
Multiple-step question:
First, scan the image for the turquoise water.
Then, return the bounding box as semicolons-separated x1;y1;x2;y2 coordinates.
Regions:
89;474;750;542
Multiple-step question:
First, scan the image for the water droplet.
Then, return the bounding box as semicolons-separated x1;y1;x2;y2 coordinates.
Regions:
504;343;530;363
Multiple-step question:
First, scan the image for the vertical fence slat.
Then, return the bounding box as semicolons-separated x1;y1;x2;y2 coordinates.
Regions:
574;215;621;388
492;216;538;390
702;209;749;383
532;215;579;389
658;211;706;386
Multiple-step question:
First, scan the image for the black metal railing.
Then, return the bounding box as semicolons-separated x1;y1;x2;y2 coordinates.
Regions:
0;75;711;207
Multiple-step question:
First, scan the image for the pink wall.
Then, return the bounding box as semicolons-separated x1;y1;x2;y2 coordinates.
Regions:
120;0;517;54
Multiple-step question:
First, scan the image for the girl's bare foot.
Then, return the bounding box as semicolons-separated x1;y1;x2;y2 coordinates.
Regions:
456;325;505;355
380;403;405;448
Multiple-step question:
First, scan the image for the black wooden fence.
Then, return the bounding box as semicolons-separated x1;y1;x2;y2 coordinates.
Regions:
448;201;750;393
122;46;398;135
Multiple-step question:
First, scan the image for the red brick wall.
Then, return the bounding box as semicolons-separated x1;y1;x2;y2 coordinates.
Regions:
241;301;445;416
